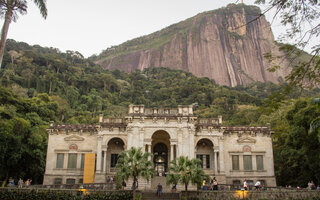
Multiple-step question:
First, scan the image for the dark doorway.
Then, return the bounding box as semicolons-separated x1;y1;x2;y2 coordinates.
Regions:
153;143;168;176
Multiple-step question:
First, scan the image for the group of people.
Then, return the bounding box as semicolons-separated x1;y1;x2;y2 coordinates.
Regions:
106;176;114;183
243;180;262;191
10;178;32;188
307;181;317;190
201;177;218;191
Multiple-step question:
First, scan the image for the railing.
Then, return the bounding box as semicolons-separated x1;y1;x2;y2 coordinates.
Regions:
144;108;178;115
27;183;115;190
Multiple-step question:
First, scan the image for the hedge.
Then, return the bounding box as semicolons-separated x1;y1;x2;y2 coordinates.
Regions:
0;189;133;200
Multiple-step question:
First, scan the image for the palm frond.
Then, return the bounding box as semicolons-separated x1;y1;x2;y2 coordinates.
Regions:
32;0;47;18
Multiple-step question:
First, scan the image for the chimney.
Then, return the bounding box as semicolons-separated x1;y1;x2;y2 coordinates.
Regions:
99;114;104;123
218;115;223;124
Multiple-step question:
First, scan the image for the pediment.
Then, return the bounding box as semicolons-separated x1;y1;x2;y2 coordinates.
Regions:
64;135;85;141
237;137;256;144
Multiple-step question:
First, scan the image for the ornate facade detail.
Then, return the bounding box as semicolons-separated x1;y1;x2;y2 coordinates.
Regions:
44;105;276;188
237;137;256;144
64;135;85;141
243;145;252;152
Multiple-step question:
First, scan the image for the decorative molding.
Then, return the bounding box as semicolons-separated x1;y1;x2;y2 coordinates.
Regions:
64;135;85;141
237;137;256;144
243;145;252;152
69;144;78;150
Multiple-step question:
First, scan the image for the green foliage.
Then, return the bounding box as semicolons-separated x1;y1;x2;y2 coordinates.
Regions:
2;39;300;124
0;189;133;200
116;147;155;200
0;86;57;185
167;156;208;200
259;98;320;186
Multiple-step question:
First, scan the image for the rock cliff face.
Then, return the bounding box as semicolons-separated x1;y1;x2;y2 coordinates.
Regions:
94;4;289;86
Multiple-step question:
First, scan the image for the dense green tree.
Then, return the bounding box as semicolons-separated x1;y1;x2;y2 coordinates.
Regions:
0;0;48;68
259;98;320;186
116;147;155;200
166;156;207;200
0;86;57;186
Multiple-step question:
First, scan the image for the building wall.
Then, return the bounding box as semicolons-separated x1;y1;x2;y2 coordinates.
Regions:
43;105;276;187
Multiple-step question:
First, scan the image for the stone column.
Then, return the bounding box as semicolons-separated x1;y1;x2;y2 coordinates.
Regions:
139;131;144;151
214;151;218;174
219;137;225;173
170;144;174;161
96;136;102;172
189;130;195;159
252;155;257;171
178;132;182;157
103;149;107;172
128;132;133;149
146;143;151;161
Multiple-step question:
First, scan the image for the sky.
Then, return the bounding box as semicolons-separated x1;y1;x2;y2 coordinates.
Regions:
0;0;293;58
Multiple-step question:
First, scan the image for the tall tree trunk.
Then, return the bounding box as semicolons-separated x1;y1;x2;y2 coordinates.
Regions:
1;171;8;187
132;177;137;200
185;183;188;200
0;7;13;69
49;80;52;94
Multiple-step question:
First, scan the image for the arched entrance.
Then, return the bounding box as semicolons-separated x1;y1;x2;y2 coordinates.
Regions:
152;130;170;176
106;138;125;173
196;138;214;170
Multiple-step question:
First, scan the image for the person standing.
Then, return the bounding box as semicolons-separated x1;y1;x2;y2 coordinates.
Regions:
11;179;15;187
255;181;261;191
121;180;126;190
18;178;23;188
213;178;218;190
243;180;248;190
25;179;29;187
202;180;207;191
157;183;162;197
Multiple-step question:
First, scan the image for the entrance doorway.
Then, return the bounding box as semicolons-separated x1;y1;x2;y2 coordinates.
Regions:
153;143;168;176
151;130;170;176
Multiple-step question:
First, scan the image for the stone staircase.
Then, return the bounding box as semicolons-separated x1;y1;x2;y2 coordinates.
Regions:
151;176;171;191
142;191;180;200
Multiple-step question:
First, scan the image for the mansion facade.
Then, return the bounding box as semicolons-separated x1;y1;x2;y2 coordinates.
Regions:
43;105;276;188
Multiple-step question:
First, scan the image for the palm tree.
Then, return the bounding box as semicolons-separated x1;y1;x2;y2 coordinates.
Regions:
166;156;208;200
0;0;47;69
116;147;155;200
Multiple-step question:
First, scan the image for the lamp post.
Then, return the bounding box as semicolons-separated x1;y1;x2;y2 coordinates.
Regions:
241;188;245;200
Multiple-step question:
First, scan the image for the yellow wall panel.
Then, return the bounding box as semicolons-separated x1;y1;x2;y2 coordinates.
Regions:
83;153;95;184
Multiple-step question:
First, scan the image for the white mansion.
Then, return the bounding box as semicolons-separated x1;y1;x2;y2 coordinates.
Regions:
43;105;276;188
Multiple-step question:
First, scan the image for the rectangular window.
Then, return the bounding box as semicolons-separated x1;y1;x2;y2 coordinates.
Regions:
232;155;239;170
66;178;75;185
56;153;64;168
256;155;264;170
110;154;119;168
196;155;204;168
247;180;254;187
54;178;62;185
259;180;266;186
79;179;83;184
243;155;252;171
67;153;77;169
80;153;85;169
206;155;210;169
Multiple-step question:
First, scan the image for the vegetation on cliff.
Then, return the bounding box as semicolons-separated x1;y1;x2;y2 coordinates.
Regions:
89;4;261;62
